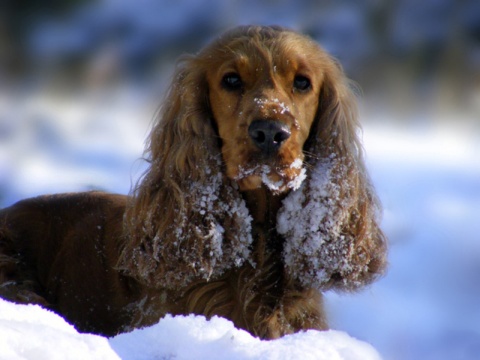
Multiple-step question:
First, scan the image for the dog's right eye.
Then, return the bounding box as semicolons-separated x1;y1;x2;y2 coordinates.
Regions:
222;73;243;90
293;75;311;92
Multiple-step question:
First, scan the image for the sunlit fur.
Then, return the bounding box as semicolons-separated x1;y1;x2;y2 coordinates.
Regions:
0;26;387;339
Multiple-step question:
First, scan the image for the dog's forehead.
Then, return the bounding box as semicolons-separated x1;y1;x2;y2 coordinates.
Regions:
201;31;329;89
214;44;316;78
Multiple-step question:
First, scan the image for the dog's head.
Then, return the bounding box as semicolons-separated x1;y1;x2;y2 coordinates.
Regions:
120;26;387;292
203;26;329;193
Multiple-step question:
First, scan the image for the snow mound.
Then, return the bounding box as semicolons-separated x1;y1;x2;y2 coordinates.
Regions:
0;299;380;360
0;299;119;360
111;314;381;360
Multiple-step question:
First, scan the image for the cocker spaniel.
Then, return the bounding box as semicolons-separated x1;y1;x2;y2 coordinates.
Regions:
0;25;387;339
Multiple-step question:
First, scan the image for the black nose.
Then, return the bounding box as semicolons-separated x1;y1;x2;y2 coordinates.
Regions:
248;120;291;154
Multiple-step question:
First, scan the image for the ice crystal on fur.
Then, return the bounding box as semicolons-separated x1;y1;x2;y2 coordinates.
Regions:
122;152;254;290
278;153;364;290
254;97;291;115
236;159;307;193
173;158;253;282
287;167;307;191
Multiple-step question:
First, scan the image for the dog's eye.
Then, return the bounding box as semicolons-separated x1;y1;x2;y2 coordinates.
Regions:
293;75;311;92
222;73;243;90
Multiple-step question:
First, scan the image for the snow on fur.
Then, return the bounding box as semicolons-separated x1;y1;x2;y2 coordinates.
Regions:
278;153;362;289
178;155;254;277
236;159;307;194
126;150;254;289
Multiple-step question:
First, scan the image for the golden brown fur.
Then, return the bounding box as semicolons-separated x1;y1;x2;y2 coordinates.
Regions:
0;26;387;339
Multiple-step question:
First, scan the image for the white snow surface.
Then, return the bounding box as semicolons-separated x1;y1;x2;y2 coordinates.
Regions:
0;299;380;360
0;299;119;360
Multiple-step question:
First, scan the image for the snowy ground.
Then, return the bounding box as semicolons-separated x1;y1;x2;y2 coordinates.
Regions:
0;299;380;360
0;90;479;359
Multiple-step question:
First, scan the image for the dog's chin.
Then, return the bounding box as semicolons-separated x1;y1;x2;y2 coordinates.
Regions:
233;166;306;194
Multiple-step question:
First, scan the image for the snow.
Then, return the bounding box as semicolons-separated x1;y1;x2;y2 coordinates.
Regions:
278;152;354;288
253;97;291;115
0;299;119;360
235;162;307;193
111;314;380;360
0;299;380;360
185;162;254;277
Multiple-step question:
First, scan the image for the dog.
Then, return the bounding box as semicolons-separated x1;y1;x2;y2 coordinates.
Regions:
0;25;387;339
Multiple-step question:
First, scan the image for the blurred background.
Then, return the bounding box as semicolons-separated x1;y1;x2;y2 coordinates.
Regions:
0;1;479;359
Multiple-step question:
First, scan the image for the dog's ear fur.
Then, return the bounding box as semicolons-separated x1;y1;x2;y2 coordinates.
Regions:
118;58;252;289
278;58;387;291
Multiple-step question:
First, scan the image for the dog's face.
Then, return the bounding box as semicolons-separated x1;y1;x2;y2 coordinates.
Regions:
206;33;323;193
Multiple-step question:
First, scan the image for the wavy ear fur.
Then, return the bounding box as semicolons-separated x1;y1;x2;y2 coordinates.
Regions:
118;57;253;289
278;59;387;291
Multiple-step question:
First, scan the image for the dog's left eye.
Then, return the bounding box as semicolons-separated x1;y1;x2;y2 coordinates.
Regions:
293;75;311;92
222;73;243;90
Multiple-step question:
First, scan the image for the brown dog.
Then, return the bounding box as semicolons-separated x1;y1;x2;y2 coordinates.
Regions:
0;25;387;339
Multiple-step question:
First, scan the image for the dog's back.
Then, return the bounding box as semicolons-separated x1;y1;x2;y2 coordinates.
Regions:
0;192;138;335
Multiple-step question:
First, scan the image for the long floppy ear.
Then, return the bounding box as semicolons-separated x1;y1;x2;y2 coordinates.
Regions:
277;59;387;291
117;57;253;289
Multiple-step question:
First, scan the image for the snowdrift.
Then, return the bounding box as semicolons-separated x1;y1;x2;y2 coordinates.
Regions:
0;299;380;360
